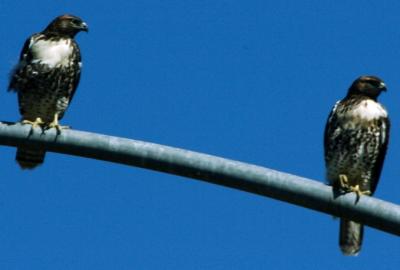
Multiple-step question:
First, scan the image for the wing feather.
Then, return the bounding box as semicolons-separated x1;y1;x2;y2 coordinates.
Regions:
370;116;390;194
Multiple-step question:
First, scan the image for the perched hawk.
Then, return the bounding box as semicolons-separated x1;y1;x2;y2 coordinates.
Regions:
8;15;88;169
324;76;389;255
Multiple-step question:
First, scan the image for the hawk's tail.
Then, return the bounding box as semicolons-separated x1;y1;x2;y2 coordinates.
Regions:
16;147;46;169
339;218;363;256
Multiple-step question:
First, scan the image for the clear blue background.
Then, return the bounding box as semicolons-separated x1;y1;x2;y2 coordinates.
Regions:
0;1;399;269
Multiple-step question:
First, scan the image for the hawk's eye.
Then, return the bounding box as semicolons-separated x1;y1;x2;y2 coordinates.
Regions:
368;81;380;88
71;19;81;25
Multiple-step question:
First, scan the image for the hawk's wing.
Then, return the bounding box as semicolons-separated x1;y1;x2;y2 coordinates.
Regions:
8;33;42;92
323;101;340;163
66;41;82;104
370;116;390;194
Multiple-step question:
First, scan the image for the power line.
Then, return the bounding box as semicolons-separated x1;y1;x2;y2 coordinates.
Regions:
0;121;399;236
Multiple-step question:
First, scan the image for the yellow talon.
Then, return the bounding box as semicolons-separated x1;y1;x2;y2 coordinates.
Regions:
22;117;44;129
48;113;69;132
349;184;371;198
337;174;370;202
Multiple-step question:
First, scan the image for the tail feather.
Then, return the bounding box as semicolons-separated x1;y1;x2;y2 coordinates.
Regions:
16;147;46;169
339;219;363;256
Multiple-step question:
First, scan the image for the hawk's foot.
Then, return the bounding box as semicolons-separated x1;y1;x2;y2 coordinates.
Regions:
349;185;371;197
22;117;44;129
48;114;69;132
48;122;69;132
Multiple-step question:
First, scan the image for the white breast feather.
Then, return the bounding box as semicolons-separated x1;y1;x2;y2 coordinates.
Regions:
31;39;72;68
350;100;387;120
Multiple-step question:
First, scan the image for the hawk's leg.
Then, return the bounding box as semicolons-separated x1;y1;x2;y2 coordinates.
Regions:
22;117;44;129
338;174;350;190
48;113;69;132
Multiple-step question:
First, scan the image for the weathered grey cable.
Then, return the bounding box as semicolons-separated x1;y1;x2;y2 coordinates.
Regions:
0;122;399;236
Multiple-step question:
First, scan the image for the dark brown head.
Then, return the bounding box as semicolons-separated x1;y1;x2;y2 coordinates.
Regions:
347;75;387;99
44;14;88;37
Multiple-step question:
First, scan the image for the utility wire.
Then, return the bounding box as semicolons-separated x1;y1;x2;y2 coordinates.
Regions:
0;122;399;236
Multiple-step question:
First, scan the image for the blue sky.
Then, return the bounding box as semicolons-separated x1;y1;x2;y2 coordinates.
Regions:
0;0;399;269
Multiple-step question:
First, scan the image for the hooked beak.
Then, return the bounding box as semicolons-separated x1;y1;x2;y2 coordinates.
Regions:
79;22;89;32
379;81;387;91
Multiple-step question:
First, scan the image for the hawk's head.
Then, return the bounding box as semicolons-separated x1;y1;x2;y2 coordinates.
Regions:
348;75;387;99
44;14;88;37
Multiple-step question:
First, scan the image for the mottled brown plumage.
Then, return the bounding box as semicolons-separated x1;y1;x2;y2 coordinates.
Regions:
324;76;389;255
8;14;88;169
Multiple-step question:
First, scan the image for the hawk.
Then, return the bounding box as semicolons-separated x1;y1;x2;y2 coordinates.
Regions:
324;76;389;255
8;14;88;169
